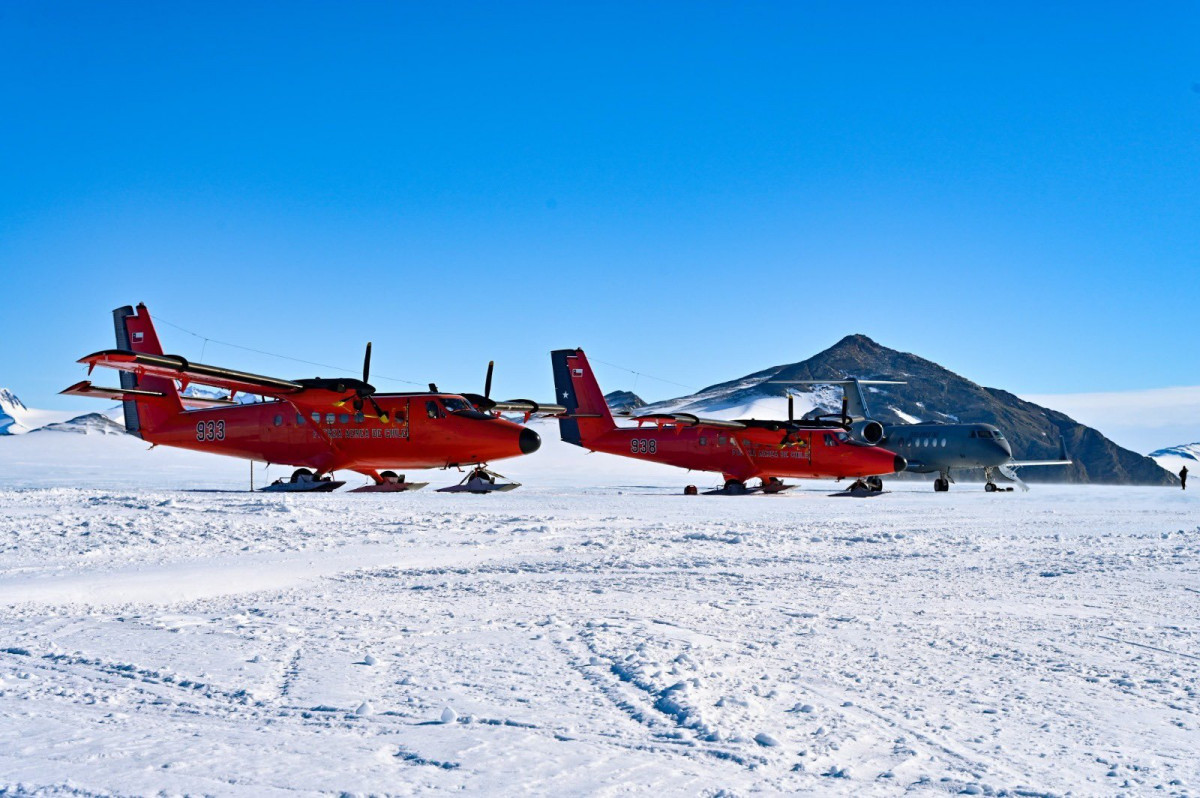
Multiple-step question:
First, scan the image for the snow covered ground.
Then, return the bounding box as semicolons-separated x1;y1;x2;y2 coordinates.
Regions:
1;430;1198;795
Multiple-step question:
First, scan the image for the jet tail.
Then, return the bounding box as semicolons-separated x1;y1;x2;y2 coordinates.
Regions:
550;349;616;447
772;378;905;419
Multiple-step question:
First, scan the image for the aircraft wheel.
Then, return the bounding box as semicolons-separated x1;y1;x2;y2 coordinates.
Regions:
984;482;998;492
291;468;314;483
866;476;883;492
724;479;746;494
934;478;949;492
684;485;698;496
379;470;404;484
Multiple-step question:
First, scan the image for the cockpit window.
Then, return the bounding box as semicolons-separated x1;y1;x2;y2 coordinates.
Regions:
441;397;472;414
824;433;838;447
992;430;1005;439
425;400;443;419
977;429;993;439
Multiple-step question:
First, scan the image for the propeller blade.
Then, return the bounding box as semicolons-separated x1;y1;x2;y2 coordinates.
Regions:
788;394;794;423
484;360;494;400
362;342;372;384
368;396;389;424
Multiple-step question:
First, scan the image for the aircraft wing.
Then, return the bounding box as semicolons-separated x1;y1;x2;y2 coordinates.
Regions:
619;412;747;431
78;349;306;399
1007;459;1072;468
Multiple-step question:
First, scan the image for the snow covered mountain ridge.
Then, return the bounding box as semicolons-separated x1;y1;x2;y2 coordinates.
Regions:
1150;442;1200;461
1149;441;1199;477
0;388;126;436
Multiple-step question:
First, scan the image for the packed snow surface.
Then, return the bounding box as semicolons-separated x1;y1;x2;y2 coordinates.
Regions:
0;435;1198;795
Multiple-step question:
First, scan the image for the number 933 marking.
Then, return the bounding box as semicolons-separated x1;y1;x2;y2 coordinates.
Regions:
630;438;657;454
196;419;226;442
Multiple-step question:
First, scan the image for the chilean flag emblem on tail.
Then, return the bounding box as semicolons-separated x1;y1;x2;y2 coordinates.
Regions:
132;332;144;343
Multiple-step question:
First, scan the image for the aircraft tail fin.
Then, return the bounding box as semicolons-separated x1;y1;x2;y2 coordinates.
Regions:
550;348;616;447
112;304;184;436
771;378;905;420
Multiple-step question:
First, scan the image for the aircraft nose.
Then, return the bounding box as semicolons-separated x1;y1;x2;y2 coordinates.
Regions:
893;454;908;473
519;427;541;455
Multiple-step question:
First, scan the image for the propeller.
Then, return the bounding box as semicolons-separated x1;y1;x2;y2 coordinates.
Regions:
788;394;794;423
811;395;853;430
343;341;389;422
463;361;498;412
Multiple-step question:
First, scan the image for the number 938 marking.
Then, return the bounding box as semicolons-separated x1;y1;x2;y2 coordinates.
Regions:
196;420;226;442
630;438;657;454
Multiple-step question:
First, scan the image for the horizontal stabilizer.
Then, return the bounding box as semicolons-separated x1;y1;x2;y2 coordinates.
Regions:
60;380;165;401
770;379;907;386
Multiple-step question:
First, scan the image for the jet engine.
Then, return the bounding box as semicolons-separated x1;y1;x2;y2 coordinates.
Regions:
850;419;885;445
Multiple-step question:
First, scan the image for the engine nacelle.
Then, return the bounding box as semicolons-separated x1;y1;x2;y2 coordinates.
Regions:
850;419;885;445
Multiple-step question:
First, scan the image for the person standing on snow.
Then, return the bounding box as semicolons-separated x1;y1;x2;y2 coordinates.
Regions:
1181;465;1188;490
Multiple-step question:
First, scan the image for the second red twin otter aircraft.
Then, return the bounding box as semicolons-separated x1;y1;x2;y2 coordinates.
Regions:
63;304;905;493
550;348;905;494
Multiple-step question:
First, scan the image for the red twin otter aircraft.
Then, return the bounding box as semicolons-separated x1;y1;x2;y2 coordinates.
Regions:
62;304;562;493
551;348;907;494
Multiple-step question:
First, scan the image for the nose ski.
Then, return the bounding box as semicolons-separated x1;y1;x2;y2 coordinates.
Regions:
436;467;521;494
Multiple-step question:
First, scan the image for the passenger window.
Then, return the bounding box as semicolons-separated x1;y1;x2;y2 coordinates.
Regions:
273;414;283;427
699;437;707;446
717;435;727;446
940;438;947;447
338;414;349;424
426;400;442;419
311;412;321;424
354;411;365;423
296;414;305;425
325;413;335;425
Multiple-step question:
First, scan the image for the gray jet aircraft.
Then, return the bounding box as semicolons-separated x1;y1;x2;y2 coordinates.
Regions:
777;379;1071;492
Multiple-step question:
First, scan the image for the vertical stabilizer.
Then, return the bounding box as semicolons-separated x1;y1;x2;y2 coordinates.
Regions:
550;348;616;447
844;378;872;419
112;306;141;437
112;304;183;436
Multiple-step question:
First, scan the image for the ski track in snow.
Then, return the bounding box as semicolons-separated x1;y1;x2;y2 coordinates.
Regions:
0;483;1197;795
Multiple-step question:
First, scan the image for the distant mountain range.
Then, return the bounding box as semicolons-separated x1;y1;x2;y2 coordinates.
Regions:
0;389;125;436
0;389;29;434
1149;442;1198;477
629;335;1176;486
603;390;646;413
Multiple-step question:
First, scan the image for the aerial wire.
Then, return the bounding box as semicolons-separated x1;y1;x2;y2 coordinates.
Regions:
152;315;424;387
152;315;693;395
590;357;695;393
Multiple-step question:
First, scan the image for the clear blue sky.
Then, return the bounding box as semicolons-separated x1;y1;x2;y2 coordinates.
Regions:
2;1;1198;409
